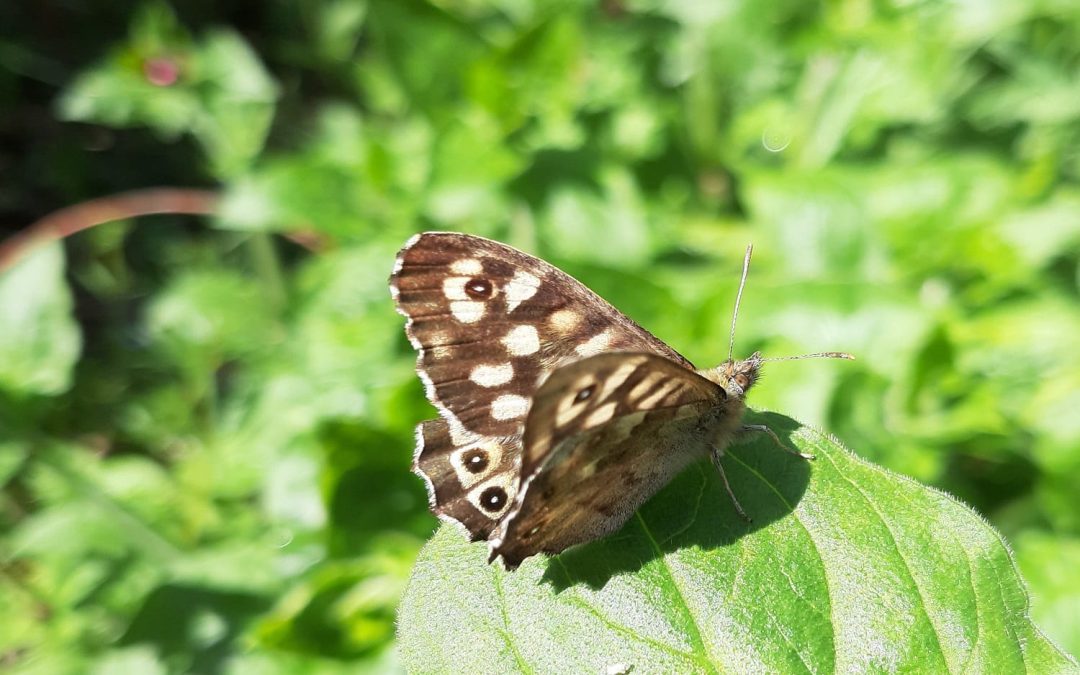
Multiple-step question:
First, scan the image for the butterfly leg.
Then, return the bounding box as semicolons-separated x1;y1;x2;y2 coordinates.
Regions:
740;424;815;460
710;449;751;522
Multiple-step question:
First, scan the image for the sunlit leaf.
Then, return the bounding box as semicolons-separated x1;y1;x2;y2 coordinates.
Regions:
398;414;1075;673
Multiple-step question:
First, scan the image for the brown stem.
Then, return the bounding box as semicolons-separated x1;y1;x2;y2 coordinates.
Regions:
0;187;326;273
0;188;218;272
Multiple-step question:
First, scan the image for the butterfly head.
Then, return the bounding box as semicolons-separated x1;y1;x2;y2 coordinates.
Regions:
705;244;852;399
701;351;763;399
707;244;764;400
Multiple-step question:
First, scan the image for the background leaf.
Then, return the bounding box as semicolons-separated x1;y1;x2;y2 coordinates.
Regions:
398;413;1075;673
0;243;81;397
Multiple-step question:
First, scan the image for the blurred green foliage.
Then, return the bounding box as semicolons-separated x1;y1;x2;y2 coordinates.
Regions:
2;0;1079;672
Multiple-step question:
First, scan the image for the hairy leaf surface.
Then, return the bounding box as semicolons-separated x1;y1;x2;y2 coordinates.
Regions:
398;413;1076;673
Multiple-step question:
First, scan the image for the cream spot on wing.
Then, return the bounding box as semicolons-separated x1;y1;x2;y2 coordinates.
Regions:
427;330;451;346
637;379;681;409
556;399;585;427
572;373;596;394
466;474;515;517
427;330;456;358
442;277;469;301
548;308;582;334
628;371;664;402
575;329;612;357
502;325;540;356
599;359;643;401
450;300;485;323
504;271;541;312
470;363;514;387
446;416;479;446
450;439;503;489
584;401;617;427
532;431;553;455
450;258;483;275
491;394;529;420
555;374;596;426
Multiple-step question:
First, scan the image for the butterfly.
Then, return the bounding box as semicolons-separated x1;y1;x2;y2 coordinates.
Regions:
389;232;851;569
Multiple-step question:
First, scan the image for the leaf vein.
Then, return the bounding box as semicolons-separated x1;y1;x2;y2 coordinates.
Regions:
821;449;951;672
961;539;981;673
491;568;535;674
634;512;723;674
558;591;709;668
659;463;710;547
761;600;816;674
726;450;832;620
987;551;1026;669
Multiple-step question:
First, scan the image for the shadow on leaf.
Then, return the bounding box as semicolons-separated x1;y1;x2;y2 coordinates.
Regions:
542;411;811;591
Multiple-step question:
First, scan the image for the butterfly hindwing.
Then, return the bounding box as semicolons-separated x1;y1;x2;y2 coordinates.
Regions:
413;418;517;540
490;353;728;568
390;232;697;540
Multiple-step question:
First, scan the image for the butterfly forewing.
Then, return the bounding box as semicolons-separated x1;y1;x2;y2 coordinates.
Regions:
391;232;697;540
490;353;727;568
391;232;694;437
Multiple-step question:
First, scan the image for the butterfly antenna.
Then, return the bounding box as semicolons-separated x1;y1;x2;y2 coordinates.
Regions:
760;351;855;362
728;244;753;363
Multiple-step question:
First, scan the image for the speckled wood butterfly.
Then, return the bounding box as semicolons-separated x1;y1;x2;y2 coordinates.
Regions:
390;232;851;569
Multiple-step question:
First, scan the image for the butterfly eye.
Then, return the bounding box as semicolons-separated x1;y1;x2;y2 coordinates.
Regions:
734;373;749;388
462;448;490;474
465;278;494;299
574;384;596;403
479;486;507;512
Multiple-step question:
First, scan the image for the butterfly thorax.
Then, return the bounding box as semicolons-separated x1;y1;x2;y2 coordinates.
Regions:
697;351;763;400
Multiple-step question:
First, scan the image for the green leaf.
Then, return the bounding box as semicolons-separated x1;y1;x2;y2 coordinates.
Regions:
0;441;28;486
55;2;198;138
90;646;168;675
1015;531;1080;659
541;169;652;267
0;243;81;396
56;3;277;178
397;413;1076;673
145;268;280;374
189;29;279;177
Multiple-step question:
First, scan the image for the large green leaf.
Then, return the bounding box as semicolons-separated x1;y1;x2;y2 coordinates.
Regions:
397;412;1076;673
